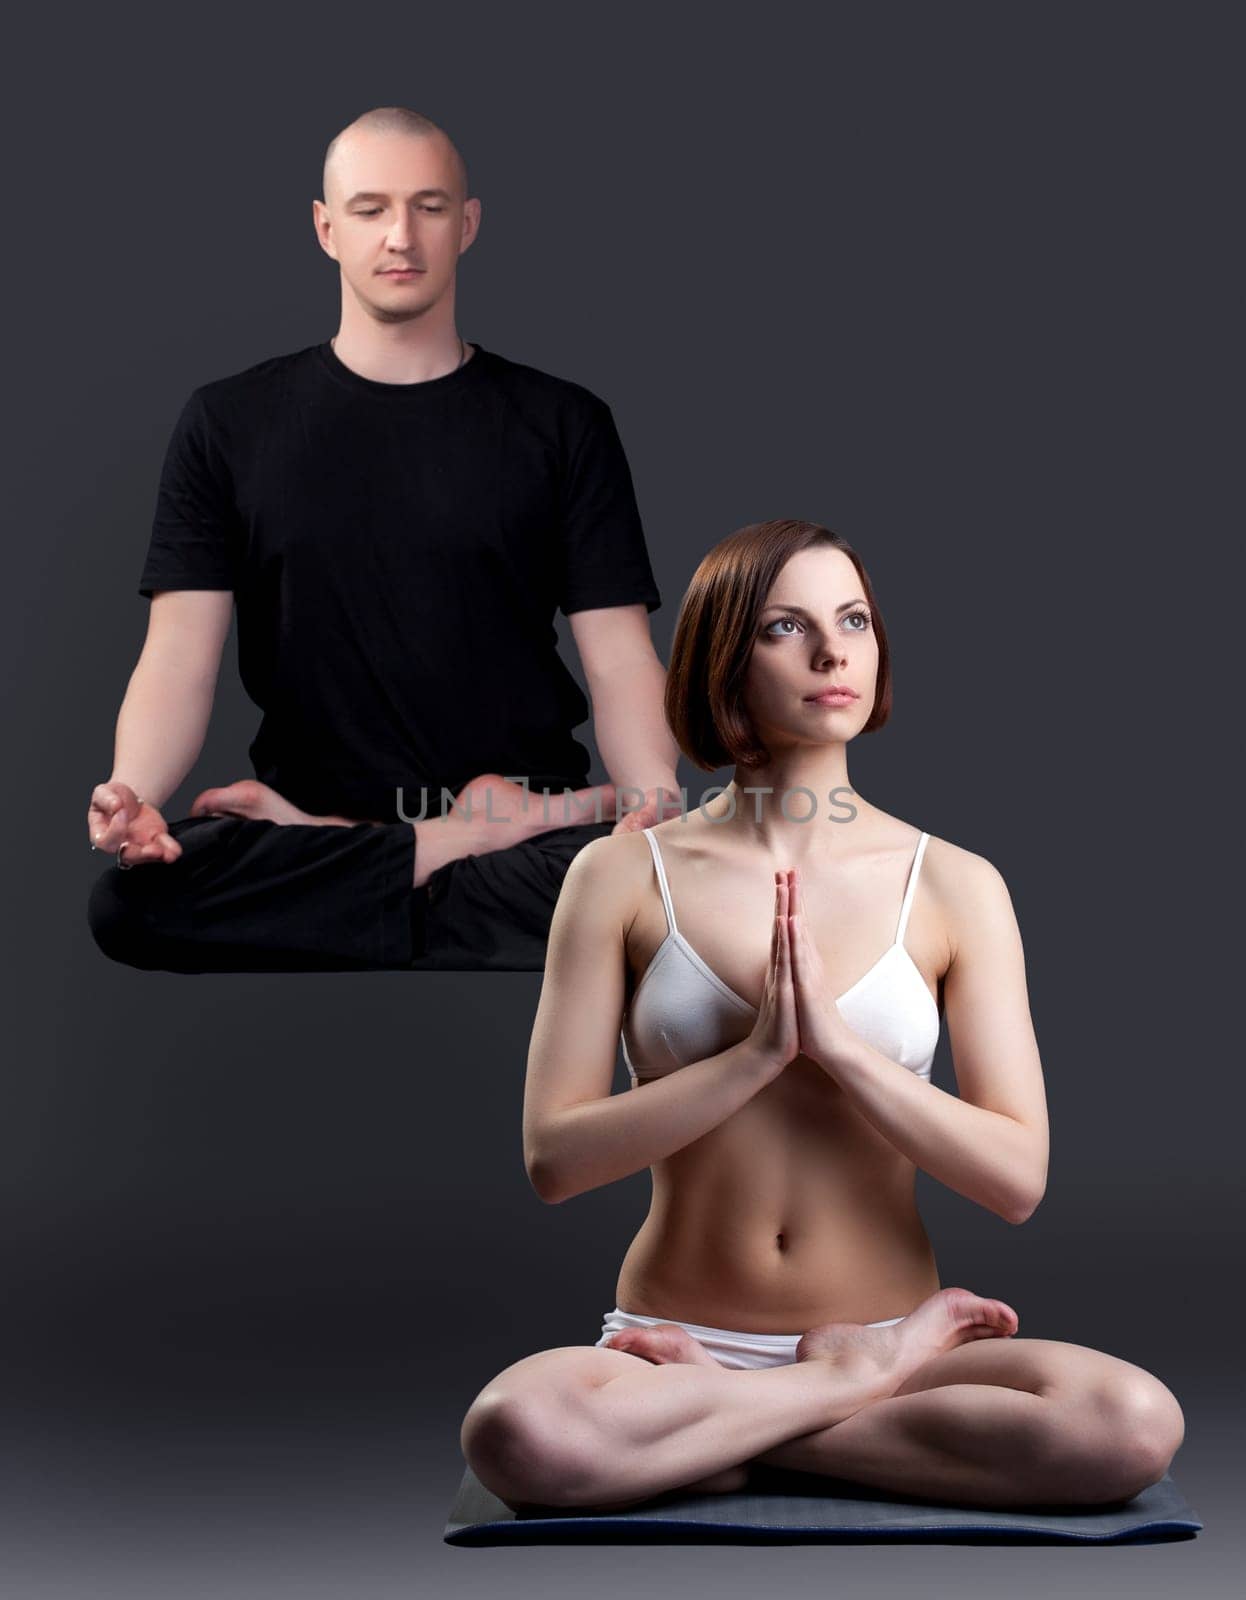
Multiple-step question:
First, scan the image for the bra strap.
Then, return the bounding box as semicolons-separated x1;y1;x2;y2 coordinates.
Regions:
895;831;930;946
643;828;679;935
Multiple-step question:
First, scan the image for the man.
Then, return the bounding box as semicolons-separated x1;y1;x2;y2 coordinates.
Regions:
87;106;680;973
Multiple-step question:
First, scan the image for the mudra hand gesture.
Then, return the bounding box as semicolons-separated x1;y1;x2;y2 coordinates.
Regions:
750;867;852;1074
87;781;182;868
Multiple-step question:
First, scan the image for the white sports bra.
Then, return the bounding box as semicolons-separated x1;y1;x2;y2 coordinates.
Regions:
622;828;940;1085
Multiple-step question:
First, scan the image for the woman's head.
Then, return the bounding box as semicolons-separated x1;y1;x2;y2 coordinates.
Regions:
665;520;892;772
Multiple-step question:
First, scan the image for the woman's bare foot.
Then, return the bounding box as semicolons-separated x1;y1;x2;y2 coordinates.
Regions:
189;780;356;827
795;1286;1018;1401
602;1324;726;1368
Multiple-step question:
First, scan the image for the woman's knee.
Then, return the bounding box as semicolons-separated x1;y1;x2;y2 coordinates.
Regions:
1053;1372;1185;1501
460;1350;626;1508
461;1385;603;1508
1099;1373;1185;1483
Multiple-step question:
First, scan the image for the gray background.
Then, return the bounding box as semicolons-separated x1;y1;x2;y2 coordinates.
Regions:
4;0;1240;1594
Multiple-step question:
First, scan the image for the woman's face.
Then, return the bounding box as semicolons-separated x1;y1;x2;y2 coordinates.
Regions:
742;546;880;752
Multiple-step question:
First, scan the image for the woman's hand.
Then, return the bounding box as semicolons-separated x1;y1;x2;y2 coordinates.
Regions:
747;872;801;1075
786;867;854;1074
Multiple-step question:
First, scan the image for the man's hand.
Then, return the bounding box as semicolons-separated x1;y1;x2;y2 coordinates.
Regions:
610;784;682;835
786;866;855;1073
88;781;182;867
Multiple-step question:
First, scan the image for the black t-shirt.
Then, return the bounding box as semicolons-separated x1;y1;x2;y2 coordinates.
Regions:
139;341;662;819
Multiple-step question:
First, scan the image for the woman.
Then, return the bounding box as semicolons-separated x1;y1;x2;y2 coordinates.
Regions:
459;520;1185;1514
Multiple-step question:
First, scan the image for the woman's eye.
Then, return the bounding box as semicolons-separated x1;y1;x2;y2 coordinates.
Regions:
765;610;871;637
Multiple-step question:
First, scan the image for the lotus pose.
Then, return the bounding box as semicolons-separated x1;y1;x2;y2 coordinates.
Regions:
459;518;1185;1513
85;105;675;975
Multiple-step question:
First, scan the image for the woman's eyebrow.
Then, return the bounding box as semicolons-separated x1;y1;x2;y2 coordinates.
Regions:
763;599;867;616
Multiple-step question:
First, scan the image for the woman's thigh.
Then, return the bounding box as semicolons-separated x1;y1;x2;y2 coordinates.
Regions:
471;1343;643;1408
752;1336;1184;1504
889;1333;1186;1465
891;1334;1179;1415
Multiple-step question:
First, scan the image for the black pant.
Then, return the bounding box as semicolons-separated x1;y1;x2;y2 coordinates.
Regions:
86;813;617;973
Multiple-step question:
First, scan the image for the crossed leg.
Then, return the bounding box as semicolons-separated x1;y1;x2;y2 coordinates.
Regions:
750;1334;1186;1508
461;1290;1185;1514
462;1287;1015;1512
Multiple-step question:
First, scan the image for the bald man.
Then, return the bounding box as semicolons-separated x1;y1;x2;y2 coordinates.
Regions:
86;108;679;973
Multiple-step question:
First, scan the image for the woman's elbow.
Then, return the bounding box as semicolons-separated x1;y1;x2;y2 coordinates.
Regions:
527;1156;569;1204
525;1138;580;1205
1004;1177;1046;1225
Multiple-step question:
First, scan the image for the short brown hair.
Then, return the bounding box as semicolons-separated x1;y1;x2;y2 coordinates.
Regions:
664;520;893;772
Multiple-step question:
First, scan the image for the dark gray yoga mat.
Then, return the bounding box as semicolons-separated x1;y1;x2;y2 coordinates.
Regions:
444;1462;1202;1545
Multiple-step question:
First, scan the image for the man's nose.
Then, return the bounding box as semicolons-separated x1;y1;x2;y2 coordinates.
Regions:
386;210;415;249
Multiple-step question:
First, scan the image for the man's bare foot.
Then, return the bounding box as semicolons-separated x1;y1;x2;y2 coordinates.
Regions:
794;1286;1018;1401
189;780;355;827
602;1323;726;1369
411;774;620;884
448;774;618;837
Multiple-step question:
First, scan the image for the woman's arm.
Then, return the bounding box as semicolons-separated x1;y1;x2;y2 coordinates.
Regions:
803;849;1049;1224
523;837;789;1204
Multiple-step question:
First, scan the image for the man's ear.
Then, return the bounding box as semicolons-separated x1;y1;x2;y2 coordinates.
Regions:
312;199;338;261
459;196;482;255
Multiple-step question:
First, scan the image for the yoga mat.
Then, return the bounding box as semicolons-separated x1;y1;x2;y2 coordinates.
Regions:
444;1462;1202;1546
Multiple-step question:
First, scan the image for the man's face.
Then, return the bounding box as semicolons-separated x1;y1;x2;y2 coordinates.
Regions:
314;130;480;323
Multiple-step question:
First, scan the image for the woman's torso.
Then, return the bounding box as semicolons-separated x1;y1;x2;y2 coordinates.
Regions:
615;814;949;1332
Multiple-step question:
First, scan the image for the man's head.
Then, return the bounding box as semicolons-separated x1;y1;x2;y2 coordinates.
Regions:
314;108;480;324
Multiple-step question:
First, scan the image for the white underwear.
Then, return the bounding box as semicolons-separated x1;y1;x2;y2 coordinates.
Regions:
595;1306;907;1371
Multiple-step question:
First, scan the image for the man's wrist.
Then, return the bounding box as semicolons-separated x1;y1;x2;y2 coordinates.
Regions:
108;778;150;806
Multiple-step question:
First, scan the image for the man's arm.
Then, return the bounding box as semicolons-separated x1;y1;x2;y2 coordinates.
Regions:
88;590;233;857
567;604;680;823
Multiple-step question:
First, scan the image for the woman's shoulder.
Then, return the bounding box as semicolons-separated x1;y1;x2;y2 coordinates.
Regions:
917;829;1019;958
919;828;1010;895
557;825;663;923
